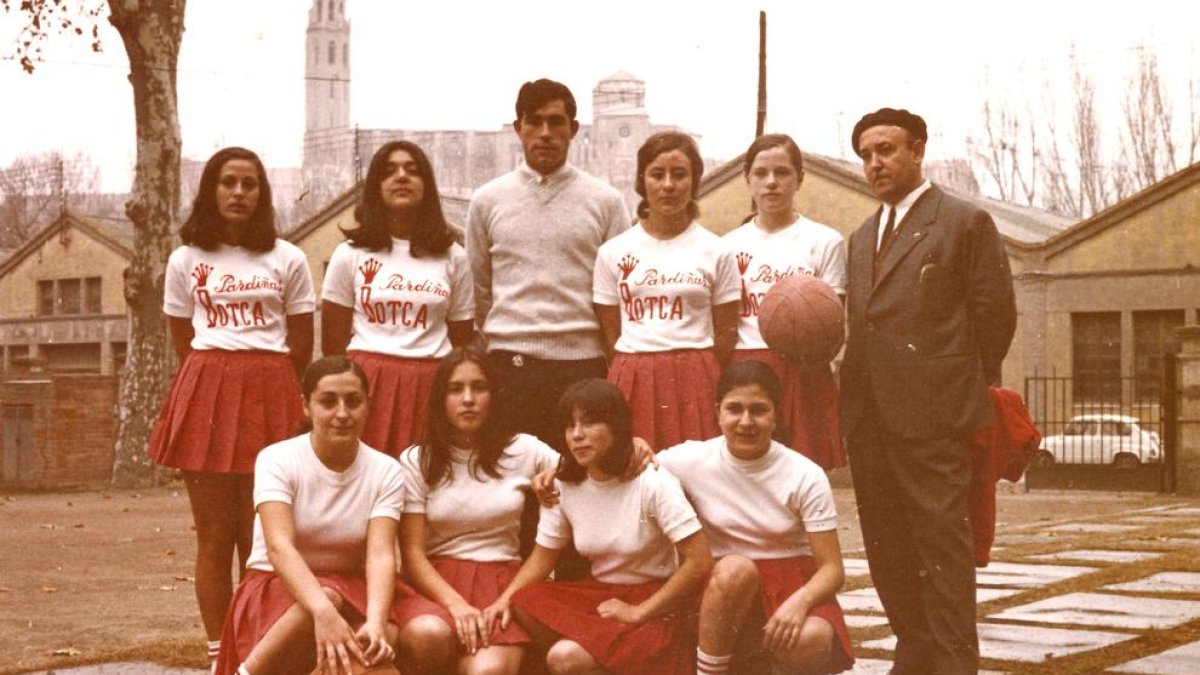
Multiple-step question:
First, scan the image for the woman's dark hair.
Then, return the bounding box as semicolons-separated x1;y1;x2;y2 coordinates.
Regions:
635;132;704;221
739;134;805;225
417;346;514;487
556;378;634;484
343;140;454;257
716;360;782;412
179;147;277;252
297;356;369;433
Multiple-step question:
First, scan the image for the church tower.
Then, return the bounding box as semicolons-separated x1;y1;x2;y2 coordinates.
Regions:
305;0;350;132
591;71;652;205
302;0;353;215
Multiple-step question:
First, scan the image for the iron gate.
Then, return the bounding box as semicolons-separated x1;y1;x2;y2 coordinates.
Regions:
1023;366;1171;492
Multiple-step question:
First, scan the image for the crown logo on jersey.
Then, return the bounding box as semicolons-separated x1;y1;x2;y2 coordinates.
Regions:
617;255;639;280
191;263;213;287
736;252;752;275
359;258;383;284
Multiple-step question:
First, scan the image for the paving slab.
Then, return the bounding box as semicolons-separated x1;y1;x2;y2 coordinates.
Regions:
1103;571;1200;594
846;659;893;673
992;533;1052;546
839;587;1020;613
1149;506;1200;517
1128;537;1200;549
1045;522;1144;534
1116;516;1182;525
1110;640;1200;674
976;560;1097;588
838;588;887;613
992;592;1200;629
1027;549;1164;564
864;622;1131;663
843;613;890;628
843;557;871;577
33;665;204;674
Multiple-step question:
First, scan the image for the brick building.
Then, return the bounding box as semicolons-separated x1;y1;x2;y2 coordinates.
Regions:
0;212;132;486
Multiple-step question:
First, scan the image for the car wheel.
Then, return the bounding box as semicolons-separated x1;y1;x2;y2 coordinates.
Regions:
1032;451;1055;468
1113;453;1140;469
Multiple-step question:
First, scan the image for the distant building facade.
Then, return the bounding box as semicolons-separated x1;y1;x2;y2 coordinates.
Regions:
299;0;688;213
0;212;131;376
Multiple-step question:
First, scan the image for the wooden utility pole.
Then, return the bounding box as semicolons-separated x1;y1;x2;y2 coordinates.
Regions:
756;11;767;138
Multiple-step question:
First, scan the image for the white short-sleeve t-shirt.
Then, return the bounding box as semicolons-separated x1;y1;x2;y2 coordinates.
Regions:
594;223;741;353
721;217;847;350
400;434;560;562
657;437;837;559
246;434;404;573
163;241;316;353
322;238;474;358
536;468;702;584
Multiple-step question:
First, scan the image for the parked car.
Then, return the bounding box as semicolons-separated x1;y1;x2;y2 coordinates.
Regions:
1033;414;1161;468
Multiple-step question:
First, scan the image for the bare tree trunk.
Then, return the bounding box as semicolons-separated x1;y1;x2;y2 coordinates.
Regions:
107;0;185;487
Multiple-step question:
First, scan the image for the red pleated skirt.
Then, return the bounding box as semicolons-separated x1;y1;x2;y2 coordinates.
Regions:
730;349;845;470
394;558;530;645
511;577;696;675
733;557;854;673
608;349;721;450
215;569;421;675
348;351;440;458
149;350;304;474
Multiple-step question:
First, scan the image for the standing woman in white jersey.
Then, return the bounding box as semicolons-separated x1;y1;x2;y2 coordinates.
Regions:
658;361;853;674
394;346;561;675
216;356;411;675
722;134;848;470
322;140;475;458
149;146;315;669
594;132;741;450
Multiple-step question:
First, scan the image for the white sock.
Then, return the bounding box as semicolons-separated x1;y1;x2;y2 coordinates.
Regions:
206;640;221;674
697;647;732;674
236;665;251;675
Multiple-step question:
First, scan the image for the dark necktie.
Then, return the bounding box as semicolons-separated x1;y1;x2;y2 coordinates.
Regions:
878;207;896;254
873;207;897;282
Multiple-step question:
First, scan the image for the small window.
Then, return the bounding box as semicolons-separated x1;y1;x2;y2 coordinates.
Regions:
59;278;82;314
38;280;55;316
328;41;336;65
342;42;348;65
1072;312;1121;401
85;277;102;313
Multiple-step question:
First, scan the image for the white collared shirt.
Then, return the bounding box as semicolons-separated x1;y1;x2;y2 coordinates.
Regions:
877;179;933;252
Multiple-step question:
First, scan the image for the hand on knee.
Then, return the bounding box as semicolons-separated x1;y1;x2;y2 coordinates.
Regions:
771;617;834;673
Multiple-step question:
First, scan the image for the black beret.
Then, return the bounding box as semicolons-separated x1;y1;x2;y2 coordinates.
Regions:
851;108;927;156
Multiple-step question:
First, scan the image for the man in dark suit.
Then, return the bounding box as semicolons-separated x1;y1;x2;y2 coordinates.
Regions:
840;108;1017;674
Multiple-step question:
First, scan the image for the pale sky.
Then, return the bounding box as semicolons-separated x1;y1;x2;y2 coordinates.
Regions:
0;0;1195;192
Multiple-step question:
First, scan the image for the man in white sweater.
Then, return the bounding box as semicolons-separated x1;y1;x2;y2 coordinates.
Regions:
467;78;629;449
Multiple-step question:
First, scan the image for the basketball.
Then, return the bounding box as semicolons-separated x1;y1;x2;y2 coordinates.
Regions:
757;274;845;365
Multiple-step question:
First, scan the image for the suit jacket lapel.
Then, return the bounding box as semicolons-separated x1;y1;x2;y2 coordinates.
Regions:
873;187;941;291
852;207;883;295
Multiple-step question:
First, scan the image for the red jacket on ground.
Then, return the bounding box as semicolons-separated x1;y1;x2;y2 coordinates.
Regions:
970;387;1042;566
